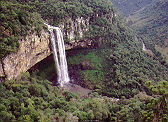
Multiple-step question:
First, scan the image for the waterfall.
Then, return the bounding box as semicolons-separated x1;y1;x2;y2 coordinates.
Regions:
143;42;146;51
45;23;70;86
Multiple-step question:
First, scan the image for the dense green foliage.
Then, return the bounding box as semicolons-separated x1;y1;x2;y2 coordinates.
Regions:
0;0;115;58
29;0;93;26
25;0;114;26
128;0;168;44
16;0;167;99
0;0;168;121
65;2;168;98
0;73;167;121
67;49;107;89
125;0;168;63
0;0;45;59
67;45;168;99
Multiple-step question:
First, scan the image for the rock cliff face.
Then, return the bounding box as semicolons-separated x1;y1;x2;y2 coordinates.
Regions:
61;17;92;49
0;29;51;80
60;17;89;41
0;17;92;80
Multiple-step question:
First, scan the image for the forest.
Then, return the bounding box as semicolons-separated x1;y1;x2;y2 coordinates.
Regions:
0;0;168;121
125;0;168;64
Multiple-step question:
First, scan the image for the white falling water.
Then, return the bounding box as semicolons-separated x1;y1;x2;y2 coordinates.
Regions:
143;42;146;51
45;23;70;86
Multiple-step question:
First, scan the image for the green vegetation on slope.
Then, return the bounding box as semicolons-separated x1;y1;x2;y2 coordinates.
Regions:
0;0;46;59
0;0;168;121
0;73;167;121
25;0;115;26
125;0;168;63
64;1;168;98
127;0;168;43
67;33;168;99
0;0;167;99
0;0;115;58
67;49;107;89
20;0;167;99
110;0;160;17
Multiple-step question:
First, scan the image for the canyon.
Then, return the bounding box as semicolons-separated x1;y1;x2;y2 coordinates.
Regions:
0;17;92;80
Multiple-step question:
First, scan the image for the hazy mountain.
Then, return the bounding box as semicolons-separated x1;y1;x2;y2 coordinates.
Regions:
111;0;160;17
125;0;168;63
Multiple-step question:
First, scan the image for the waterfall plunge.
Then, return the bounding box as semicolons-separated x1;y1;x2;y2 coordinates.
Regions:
46;24;70;86
142;42;146;51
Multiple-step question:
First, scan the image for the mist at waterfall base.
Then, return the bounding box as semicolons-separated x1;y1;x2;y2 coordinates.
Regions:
47;24;70;87
28;53;92;96
28;24;92;95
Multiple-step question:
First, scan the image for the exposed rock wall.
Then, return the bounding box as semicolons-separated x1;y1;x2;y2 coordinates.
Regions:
0;63;5;77
1;29;51;80
62;17;92;49
60;17;90;43
0;17;92;80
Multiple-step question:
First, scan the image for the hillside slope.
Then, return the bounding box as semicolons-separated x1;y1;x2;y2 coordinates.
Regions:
1;0;167;98
125;0;168;63
110;0;160;17
0;0;46;59
0;0;168;121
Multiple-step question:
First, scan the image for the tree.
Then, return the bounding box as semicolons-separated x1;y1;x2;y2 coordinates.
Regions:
142;81;168;121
